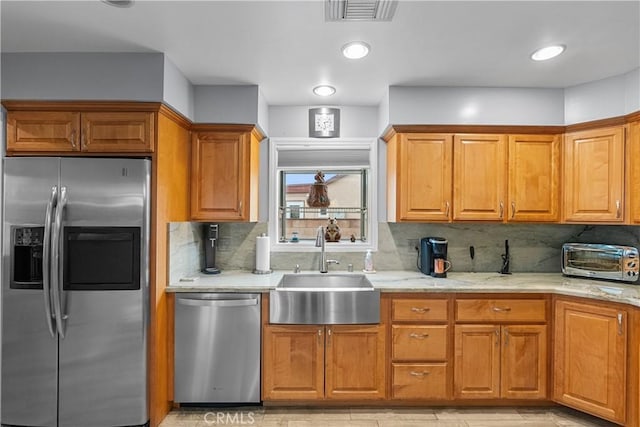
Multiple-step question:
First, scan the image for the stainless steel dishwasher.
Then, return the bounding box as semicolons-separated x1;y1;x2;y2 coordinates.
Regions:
174;293;261;403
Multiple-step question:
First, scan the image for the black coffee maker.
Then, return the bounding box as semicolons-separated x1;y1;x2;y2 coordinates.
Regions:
419;237;449;278
202;223;220;274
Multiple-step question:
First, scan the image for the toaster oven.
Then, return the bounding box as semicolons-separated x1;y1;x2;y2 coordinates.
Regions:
561;243;639;283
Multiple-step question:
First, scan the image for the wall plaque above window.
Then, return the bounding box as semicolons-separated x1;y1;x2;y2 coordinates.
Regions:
309;107;340;138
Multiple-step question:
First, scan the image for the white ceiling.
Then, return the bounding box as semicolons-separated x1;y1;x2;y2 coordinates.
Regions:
1;1;639;106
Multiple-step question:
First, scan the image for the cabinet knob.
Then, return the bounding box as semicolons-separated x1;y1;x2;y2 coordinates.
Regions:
445;201;450;217
511;202;516;219
492;306;511;312
411;307;430;313
499;201;504;219
616;200;621;219
410;371;430;377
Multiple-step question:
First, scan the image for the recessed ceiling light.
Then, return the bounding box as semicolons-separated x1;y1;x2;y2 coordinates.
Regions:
101;0;134;8
531;45;565;61
313;85;336;97
342;41;371;59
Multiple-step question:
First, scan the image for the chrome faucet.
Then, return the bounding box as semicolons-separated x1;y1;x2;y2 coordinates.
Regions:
315;226;339;273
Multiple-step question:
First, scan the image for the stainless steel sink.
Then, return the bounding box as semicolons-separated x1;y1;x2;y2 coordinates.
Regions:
270;274;380;324
277;273;374;291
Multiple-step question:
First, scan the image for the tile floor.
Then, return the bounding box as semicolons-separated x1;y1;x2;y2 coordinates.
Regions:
159;406;618;427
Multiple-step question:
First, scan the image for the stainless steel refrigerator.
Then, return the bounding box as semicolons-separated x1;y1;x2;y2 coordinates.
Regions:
1;157;150;427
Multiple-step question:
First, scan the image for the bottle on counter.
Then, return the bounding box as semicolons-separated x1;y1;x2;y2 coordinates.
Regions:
364;249;374;272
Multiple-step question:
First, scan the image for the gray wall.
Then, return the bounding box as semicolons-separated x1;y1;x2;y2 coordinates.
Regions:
193;85;260;124
162;56;195;121
386;86;566;126
565;68;640;124
1;52;164;101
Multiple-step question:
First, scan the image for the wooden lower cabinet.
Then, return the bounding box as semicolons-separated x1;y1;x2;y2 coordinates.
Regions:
262;324;386;401
554;299;627;424
325;325;386;400
262;325;324;400
390;296;452;400
454;324;547;400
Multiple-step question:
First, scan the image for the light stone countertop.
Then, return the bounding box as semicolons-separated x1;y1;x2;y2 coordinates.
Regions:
167;270;640;307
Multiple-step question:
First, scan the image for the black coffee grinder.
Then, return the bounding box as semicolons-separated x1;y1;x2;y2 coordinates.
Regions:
419;237;449;278
202;223;220;274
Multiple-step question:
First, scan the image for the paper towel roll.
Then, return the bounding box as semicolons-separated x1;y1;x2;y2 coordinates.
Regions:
255;234;271;273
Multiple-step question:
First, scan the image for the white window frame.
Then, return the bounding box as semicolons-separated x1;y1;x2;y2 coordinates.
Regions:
268;138;378;253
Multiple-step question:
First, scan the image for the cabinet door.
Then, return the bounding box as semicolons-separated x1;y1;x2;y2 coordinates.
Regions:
563;127;625;222
501;325;547;399
454;324;500;399
81;112;154;153
191;130;253;221
397;133;453;221
554;300;627;423
262;325;325;400
6;111;80;153
453;134;507;221
628;121;640;223
325;325;386;400
508;134;560;222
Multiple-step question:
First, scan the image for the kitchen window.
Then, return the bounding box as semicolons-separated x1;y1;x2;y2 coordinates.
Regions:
269;138;377;252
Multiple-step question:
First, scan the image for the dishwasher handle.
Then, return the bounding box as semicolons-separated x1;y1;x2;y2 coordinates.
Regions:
177;297;259;308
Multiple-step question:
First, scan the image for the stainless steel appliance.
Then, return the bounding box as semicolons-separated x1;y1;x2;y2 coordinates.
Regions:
2;157;150;427
174;293;261;403
418;237;450;278
562;243;639;283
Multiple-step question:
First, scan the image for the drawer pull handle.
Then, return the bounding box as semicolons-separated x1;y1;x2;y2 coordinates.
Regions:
411;307;430;313
410;371;430;377
492;306;511;312
409;333;429;339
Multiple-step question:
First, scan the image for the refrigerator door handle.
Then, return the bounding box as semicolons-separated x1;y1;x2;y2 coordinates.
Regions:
42;186;58;338
52;186;68;338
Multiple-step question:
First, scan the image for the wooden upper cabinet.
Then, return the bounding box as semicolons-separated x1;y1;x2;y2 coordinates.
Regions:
190;126;262;222
554;299;627;424
563;126;625;222
627;120;640;223
81;112;154;153
5;108;155;154
508;134;560;222
388;133;453;221
7;111;81;152
453;134;507;221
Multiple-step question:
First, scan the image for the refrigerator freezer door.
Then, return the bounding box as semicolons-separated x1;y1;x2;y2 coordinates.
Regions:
57;158;149;426
2;157;60;427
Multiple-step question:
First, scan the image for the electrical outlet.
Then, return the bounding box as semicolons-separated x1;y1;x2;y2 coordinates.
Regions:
408;239;419;253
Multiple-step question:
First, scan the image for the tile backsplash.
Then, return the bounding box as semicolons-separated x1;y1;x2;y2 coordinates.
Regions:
168;221;640;281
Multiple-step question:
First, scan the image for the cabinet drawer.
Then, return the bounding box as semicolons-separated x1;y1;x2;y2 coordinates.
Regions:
456;299;546;322
392;325;448;361
392;363;448;399
392;299;448;322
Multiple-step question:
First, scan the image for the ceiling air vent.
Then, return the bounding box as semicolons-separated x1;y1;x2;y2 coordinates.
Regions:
325;0;398;22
